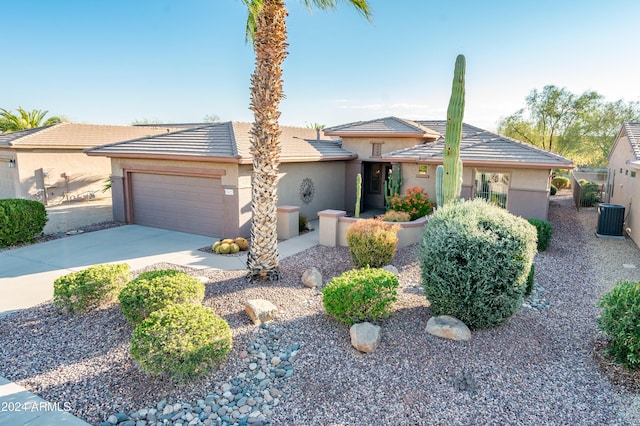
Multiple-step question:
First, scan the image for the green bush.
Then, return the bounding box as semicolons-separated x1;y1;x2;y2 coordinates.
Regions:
322;267;399;325
379;210;411;222
597;281;640;370
387;186;434;220
580;182;601;207
525;264;535;297
53;263;131;313
346;218;400;268
0;198;48;247
527;218;552;252
420;199;537;330
118;269;205;325
299;214;308;232
130;304;232;379
550;184;558;195
551;176;570;190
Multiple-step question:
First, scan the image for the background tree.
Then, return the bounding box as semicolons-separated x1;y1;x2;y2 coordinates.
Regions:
203;114;220;123
498;85;640;167
0;107;62;132
241;0;371;281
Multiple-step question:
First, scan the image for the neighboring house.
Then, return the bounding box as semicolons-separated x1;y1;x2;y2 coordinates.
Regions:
324;117;574;220
85;122;355;238
0;123;175;204
607;122;640;244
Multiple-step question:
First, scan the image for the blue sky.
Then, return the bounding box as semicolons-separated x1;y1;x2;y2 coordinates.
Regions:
4;0;640;131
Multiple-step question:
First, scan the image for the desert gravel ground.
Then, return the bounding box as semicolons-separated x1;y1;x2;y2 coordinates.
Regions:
1;191;640;425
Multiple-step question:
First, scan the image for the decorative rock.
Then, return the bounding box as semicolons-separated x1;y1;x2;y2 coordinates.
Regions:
350;322;382;353
382;265;399;276
244;299;278;325
107;415;118;424
425;315;471;341
301;267;322;288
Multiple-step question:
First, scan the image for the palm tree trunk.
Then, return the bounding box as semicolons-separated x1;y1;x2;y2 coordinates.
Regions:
246;0;288;281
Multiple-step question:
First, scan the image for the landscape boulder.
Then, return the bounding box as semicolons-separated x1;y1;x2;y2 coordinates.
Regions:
302;267;322;288
382;265;399;276
425;315;471;341
350;322;382;353
244;299;278;325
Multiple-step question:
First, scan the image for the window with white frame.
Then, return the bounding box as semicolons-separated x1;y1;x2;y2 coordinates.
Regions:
474;171;509;208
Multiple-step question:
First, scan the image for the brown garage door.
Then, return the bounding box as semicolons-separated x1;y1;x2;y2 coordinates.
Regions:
130;173;223;237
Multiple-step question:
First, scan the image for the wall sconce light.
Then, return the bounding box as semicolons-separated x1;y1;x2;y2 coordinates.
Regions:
8;159;15;168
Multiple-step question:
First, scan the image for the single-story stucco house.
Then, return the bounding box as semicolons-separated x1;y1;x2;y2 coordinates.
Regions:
0;123;175;204
86;117;573;238
607;122;640;244
85;122;355;238
324;117;574;221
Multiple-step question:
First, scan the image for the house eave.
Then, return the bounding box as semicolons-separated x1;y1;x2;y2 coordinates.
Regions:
385;156;574;169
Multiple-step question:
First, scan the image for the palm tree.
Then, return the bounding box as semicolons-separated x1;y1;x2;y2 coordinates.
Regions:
242;0;371;281
0;107;62;133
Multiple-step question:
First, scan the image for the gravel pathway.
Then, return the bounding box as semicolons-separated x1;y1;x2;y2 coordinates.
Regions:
1;192;639;425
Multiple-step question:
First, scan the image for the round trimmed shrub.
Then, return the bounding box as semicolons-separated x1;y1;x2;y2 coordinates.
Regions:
0;198;48;247
597;281;640;370
527;218;552;251
118;269;205;325
130;304;232;379
322;267;399;325
550;184;558;196
420;199;537;330
346;218;400;268
53;263;131;313
551;176;570;190
387;186;434;220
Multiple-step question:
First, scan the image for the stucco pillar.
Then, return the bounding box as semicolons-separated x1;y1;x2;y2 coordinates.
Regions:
277;205;300;240
110;176;126;223
318;209;347;247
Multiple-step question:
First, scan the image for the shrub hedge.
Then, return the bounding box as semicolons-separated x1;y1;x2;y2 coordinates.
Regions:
0;198;48;248
527;218;552;252
118;269;205;325
597;281;640;370
346;218;400;268
322;267;399;325
387;186;434;220
420;199;537;329
53;263;131;313
130;304;232;379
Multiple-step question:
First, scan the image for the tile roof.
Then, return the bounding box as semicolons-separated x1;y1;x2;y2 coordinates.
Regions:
324;116;441;139
622;122;640;160
383;120;574;168
86;122;356;163
0;123;175;149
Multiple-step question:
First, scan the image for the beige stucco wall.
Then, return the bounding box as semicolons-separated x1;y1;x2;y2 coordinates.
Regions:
398;162;552;219
609;135;639;244
341;137;425;161
0;152;18;198
13;150;111;203
277;162;346;219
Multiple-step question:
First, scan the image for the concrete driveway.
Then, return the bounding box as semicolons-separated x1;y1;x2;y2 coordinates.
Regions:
0;225;243;316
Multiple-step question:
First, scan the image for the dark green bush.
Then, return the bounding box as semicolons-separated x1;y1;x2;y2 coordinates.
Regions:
525;264;535;297
118;269;205;325
580;182;601;207
53;263;131;313
346;218;400;268
550;184;558;196
322;267;399;325
527;218;552;252
597;281;640;370
420;199;537;330
0;198;48;247
299;214;308;232
130;304;232;380
551;176;570;190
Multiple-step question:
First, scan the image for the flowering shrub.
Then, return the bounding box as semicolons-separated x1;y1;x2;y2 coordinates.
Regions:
388;186;434;220
379;210;411;222
346;218;400;268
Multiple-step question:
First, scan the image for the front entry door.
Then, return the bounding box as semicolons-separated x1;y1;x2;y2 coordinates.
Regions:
363;162;392;210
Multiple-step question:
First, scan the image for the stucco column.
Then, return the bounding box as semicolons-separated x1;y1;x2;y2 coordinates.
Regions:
318;209;347;247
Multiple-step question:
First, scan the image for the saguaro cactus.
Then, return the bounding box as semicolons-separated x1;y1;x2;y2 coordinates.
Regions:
435;165;444;208
384;164;403;205
443;54;466;204
355;173;362;218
